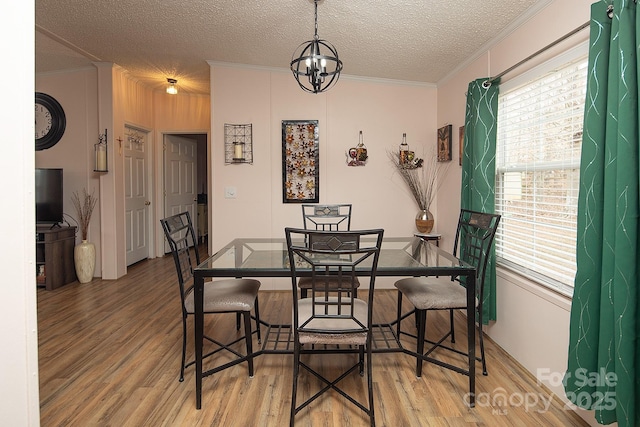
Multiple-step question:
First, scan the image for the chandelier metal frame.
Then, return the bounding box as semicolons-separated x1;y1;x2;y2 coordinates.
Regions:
290;0;343;94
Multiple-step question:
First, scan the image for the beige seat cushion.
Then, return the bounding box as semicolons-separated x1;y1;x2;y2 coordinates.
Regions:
296;297;368;345
297;276;360;290
394;276;477;310
184;279;260;313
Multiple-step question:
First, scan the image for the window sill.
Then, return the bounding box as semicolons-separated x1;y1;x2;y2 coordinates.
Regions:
496;264;572;312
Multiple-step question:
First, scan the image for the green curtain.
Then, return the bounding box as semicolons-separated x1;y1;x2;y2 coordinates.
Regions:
564;2;639;426
461;77;500;323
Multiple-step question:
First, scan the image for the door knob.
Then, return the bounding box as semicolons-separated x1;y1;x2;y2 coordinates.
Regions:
145;201;151;206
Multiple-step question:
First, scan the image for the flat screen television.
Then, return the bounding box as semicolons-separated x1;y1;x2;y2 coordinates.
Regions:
35;168;64;225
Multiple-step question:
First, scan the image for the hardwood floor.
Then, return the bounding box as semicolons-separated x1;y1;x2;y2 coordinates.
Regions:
38;251;588;426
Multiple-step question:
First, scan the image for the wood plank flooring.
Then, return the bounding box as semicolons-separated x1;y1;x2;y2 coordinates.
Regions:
37;251;588;426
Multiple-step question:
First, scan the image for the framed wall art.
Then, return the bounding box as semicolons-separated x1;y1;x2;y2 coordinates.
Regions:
282;120;319;203
437;124;452;162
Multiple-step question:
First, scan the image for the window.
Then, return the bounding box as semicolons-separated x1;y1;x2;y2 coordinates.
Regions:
495;45;588;296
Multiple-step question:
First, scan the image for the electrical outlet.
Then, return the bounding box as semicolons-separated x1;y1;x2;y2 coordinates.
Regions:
224;186;237;199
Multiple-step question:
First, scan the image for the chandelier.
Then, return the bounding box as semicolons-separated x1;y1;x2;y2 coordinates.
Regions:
290;0;343;94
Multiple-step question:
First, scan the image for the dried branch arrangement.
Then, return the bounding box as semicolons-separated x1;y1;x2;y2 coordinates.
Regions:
388;150;445;212
71;188;98;241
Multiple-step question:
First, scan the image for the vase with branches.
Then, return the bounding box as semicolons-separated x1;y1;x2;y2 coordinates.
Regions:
388;149;447;233
71;188;97;241
71;188;98;283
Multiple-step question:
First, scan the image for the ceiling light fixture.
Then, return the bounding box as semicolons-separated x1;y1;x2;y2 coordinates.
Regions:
166;78;178;95
290;0;342;94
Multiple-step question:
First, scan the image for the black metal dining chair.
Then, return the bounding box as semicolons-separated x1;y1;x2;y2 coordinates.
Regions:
301;203;352;231
299;204;357;298
160;211;261;382
285;227;384;427
395;209;501;378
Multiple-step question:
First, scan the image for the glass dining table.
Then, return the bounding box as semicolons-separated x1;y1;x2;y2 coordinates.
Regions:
193;236;477;409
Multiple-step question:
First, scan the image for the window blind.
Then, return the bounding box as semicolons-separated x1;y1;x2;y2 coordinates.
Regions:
495;50;588;296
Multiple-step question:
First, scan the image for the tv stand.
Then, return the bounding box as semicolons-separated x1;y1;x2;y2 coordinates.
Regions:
36;225;77;290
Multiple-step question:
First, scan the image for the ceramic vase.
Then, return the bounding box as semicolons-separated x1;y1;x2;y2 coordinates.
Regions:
74;240;96;283
415;209;434;233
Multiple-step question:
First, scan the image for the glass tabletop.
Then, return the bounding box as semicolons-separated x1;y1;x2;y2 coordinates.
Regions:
195;236;474;278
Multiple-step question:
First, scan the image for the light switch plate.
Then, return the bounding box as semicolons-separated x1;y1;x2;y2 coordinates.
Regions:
224;186;237;199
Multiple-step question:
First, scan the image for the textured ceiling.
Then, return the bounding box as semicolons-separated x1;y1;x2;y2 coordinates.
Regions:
35;0;542;95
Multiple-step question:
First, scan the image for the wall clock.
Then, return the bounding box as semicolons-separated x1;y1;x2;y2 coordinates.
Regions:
35;92;66;151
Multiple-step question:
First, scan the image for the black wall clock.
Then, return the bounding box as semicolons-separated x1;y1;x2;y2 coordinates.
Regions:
35;92;66;151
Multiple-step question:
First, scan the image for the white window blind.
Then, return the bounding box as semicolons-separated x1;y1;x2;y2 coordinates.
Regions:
496;46;588;296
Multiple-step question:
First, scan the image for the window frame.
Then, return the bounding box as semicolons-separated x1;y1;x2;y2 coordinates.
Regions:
495;42;589;297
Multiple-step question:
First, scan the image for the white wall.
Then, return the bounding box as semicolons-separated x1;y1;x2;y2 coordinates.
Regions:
436;0;599;424
2;2;40;425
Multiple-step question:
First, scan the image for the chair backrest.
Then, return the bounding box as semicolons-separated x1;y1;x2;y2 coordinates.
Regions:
160;212;199;304
301;204;352;231
451;209;501;301
285;227;384;334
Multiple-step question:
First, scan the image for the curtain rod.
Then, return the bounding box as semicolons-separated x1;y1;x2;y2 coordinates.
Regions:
483;21;590;88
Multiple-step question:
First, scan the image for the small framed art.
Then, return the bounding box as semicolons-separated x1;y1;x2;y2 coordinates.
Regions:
437;124;452;162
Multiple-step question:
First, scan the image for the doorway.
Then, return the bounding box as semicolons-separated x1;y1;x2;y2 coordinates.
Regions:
124;126;151;266
162;133;208;251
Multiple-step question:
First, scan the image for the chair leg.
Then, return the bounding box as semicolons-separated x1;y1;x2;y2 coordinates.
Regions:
243;311;254;377
478;324;488;376
359;345;365;376
396;290;403;338
300;288;307;299
290;343;300;427
254;296;261;344
477;309;487;376
366;344;376;427
180;314;187;382
449;309;456;343
415;309;427;377
236;312;241;331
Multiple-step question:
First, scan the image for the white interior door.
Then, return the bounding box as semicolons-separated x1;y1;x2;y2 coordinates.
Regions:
164;135;197;248
125;127;150;266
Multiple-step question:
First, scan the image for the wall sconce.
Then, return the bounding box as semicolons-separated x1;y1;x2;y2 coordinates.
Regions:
166;78;178;95
224;123;253;164
94;129;108;172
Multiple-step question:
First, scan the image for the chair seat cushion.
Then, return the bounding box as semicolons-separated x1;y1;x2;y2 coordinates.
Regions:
296;297;368;345
394;276;478;310
297;276;360;290
184;279;260;313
